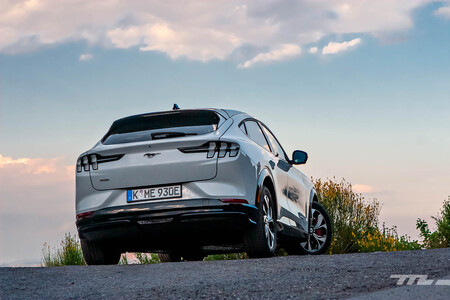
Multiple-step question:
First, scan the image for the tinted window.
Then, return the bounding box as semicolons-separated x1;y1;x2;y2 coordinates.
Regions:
244;121;270;152
261;125;287;160
103;110;221;145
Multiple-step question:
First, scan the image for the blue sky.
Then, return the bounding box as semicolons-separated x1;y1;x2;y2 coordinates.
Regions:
0;0;449;265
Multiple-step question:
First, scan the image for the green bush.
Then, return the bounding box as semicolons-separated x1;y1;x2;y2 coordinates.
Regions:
314;178;379;253
416;199;450;249
313;178;419;254
119;253;129;265
119;253;161;264
135;253;160;264
204;253;247;261
42;233;86;267
357;224;420;252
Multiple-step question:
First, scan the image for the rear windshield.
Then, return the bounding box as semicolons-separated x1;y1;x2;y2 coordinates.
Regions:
102;110;222;145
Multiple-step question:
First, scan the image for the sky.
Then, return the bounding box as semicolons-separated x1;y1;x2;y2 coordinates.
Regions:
0;0;449;266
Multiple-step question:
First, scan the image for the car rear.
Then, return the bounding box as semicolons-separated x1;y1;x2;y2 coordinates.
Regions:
75;109;259;263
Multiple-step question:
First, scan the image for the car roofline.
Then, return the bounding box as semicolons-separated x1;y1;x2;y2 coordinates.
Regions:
113;108;246;122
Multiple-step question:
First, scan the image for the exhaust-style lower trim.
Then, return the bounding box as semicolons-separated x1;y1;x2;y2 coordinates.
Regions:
76;199;258;249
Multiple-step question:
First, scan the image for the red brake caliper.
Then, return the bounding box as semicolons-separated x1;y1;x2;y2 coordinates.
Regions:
313;216;322;236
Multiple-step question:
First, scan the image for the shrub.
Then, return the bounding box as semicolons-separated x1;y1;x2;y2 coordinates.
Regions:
357;224;420;252
204;253;247;261
313;178;380;253
416;199;450;249
119;253;129;265
313;178;419;254
135;253;160;264
42;233;86;267
119;253;161;264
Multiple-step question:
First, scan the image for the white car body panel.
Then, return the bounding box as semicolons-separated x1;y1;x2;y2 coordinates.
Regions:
75;108;316;252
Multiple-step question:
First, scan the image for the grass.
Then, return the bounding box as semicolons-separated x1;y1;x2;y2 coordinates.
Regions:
119;253;162;265
42;233;86;266
134;253;160;264
204;253;247;261
119;252;247;264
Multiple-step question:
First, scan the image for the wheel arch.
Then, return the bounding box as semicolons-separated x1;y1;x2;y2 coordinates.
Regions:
256;168;278;220
312;192;319;203
308;189;319;220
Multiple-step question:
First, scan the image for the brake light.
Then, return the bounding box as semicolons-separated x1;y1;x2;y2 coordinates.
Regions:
76;211;93;220
82;156;89;171
178;142;240;158
207;142;216;158
218;143;228;158
76;158;82;172
229;143;239;157
90;154;98;170
221;199;249;204
76;154;124;172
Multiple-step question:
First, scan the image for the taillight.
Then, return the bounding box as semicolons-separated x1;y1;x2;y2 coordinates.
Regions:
76;154;124;172
82;156;89;171
229;143;239;157
178;141;240;158
76;211;93;220
207;142;216;158
218;143;228;158
76;158;82;172
90;154;98;170
221;199;249;204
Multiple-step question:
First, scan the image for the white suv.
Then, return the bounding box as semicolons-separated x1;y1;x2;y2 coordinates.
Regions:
76;108;331;264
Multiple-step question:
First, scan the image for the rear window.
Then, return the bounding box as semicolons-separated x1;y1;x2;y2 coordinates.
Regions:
102;110;222;145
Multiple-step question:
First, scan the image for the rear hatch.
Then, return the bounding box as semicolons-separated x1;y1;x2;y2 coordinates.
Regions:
89;110;226;190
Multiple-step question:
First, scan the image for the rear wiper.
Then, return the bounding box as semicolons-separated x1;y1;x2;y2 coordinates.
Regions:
151;132;197;140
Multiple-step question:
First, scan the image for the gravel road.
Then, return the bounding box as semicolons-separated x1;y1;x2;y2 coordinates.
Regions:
1;248;449;299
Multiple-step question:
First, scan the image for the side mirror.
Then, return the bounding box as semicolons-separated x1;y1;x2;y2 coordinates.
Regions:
291;150;308;165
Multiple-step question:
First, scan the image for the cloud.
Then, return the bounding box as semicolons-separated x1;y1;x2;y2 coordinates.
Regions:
0;154;74;215
434;2;450;19
0;154;75;265
309;47;318;54
79;53;93;61
238;44;301;68
0;155;31;167
0;154;73;182
353;184;374;193
322;38;362;54
0;1;432;64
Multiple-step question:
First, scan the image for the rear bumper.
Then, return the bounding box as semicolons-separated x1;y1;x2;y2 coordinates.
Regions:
76;199;258;253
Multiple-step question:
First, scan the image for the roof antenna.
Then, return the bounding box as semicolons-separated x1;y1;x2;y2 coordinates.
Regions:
173;103;180;110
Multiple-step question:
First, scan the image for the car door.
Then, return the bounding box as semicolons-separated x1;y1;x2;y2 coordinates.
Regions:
259;123;309;232
241;120;292;226
285;166;310;231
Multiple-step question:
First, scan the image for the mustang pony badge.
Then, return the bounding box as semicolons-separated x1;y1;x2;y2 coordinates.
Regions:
143;153;161;158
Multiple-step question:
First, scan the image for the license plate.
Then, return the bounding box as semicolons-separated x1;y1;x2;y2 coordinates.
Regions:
127;185;182;202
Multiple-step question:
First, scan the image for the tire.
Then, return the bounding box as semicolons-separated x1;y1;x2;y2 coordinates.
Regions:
80;239;121;265
286;201;332;255
158;253;182;262
244;186;277;258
